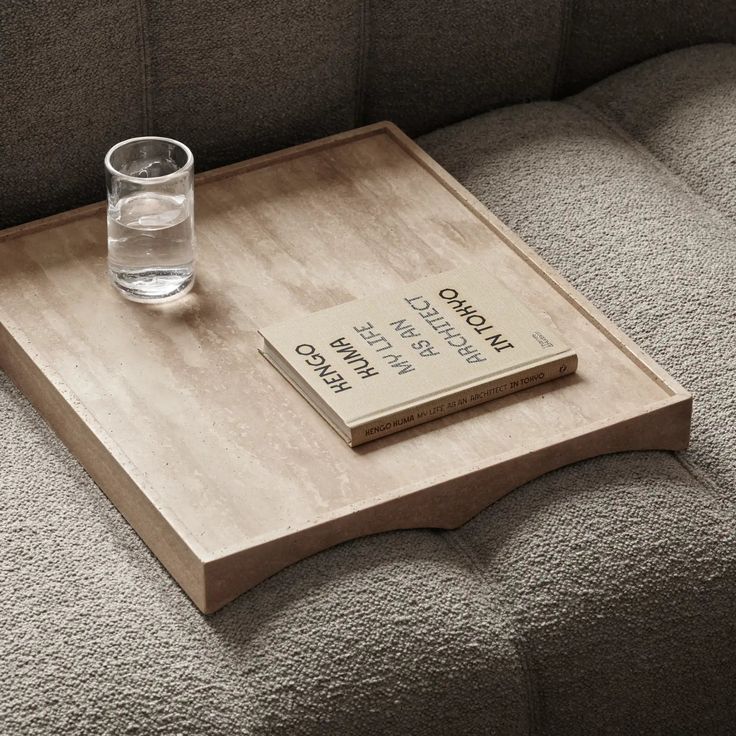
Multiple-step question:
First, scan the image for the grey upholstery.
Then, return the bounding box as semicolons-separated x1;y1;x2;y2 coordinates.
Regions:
2;1;736;228
0;0;363;228
362;0;564;135
2;40;735;734
421;45;736;498
419;45;736;732
558;0;736;93
0;1;144;229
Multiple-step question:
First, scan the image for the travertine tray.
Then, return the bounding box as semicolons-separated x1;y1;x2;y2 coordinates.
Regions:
0;123;691;613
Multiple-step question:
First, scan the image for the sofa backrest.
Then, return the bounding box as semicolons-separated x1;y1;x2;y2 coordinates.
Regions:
2;0;734;229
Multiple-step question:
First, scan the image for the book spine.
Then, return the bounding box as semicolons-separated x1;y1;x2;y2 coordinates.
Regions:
350;353;578;447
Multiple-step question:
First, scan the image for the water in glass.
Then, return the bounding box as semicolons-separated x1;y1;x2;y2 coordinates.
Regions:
107;191;195;302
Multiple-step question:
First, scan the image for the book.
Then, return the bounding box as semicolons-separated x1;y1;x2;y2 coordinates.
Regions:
259;266;577;447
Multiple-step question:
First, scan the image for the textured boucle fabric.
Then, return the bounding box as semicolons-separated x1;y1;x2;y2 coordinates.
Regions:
144;0;362;171
0;367;528;735
572;44;736;222
418;50;736;729
6;2;736;229
0;0;363;230
557;1;736;94
451;453;736;733
420;49;736;497
362;0;563;136
3;45;736;735
0;0;144;227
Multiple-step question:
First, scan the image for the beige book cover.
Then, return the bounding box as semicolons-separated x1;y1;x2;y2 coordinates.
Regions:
259;266;577;446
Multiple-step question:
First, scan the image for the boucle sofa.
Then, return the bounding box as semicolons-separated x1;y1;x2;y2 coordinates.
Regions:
2;2;735;734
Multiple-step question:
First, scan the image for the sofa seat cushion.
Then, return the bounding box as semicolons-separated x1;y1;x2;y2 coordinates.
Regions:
421;44;736;498
572;43;736;222
2;45;735;735
418;43;736;733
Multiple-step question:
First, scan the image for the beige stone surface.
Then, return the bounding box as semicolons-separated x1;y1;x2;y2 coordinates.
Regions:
0;123;690;612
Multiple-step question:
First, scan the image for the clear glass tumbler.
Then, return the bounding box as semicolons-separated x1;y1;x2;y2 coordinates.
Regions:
105;136;195;303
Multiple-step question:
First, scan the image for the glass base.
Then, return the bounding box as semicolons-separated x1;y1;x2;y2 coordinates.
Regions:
109;267;195;304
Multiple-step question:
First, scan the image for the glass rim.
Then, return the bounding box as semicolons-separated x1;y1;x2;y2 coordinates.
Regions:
104;136;194;183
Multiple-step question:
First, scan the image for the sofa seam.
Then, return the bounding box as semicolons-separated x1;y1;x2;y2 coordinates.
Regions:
135;0;153;135
552;0;574;98
673;454;736;515
354;0;369;127
559;98;736;510
564;96;736;235
440;531;540;736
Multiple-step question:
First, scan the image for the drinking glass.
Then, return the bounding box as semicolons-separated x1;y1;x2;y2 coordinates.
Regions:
105;136;195;303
